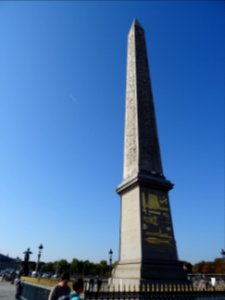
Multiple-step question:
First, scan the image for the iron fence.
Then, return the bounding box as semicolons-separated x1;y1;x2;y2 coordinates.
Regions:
85;283;225;300
21;282;225;300
85;290;225;300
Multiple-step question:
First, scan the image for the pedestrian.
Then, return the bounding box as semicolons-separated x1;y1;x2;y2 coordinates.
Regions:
94;276;101;292
70;278;84;300
88;278;94;290
96;277;102;292
15;274;23;299
48;272;71;300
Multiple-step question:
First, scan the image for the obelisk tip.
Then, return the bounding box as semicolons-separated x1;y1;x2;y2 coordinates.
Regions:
131;18;143;29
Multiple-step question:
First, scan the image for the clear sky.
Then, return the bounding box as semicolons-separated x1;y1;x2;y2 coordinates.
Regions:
0;1;224;266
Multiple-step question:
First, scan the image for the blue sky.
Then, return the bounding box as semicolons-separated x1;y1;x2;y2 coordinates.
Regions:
0;1;224;266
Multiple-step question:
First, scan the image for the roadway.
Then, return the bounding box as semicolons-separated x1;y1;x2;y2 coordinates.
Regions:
0;278;15;300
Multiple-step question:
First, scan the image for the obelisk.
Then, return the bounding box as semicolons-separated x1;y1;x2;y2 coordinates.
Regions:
111;19;187;286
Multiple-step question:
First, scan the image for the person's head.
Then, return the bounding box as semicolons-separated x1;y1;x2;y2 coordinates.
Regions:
72;278;84;295
60;272;70;286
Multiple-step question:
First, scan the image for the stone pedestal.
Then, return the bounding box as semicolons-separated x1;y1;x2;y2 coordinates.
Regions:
111;175;187;286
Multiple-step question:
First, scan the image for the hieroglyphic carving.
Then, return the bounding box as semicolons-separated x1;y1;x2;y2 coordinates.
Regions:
141;191;174;248
123;21;163;180
123;25;139;179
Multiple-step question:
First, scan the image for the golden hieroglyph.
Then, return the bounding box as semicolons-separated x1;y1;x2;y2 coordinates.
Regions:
141;191;173;247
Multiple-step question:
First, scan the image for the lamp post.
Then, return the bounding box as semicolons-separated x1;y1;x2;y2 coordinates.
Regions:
35;244;43;273
108;249;113;268
221;249;225;260
221;249;225;275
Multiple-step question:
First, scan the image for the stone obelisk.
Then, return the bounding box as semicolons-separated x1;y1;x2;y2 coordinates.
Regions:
111;19;187;286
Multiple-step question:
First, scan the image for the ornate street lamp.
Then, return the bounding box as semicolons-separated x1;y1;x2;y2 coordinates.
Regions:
35;244;43;273
108;249;113;267
221;249;225;260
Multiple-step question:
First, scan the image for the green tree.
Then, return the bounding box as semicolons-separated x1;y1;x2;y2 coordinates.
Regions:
54;259;70;274
83;260;91;275
42;262;55;273
99;260;108;276
70;258;79;275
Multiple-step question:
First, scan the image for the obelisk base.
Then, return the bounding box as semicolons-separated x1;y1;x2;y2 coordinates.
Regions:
109;259;188;288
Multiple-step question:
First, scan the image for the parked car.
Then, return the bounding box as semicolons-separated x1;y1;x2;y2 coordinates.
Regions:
41;273;51;278
2;268;17;282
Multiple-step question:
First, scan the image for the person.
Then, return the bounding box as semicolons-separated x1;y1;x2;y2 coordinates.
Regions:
15;274;23;299
96;277;102;292
88;278;94;290
48;272;71;300
70;278;84;300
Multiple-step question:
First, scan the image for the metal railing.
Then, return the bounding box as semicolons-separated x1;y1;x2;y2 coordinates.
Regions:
85;283;225;300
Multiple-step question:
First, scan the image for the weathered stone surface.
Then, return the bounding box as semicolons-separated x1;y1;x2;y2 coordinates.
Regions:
123;19;163;180
119;186;141;262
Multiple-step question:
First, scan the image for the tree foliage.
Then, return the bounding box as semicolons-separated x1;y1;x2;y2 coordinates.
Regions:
40;258;113;277
33;257;225;277
192;258;225;274
54;259;70;274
